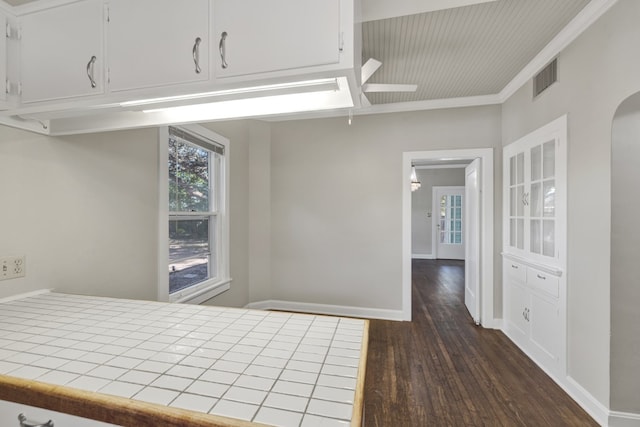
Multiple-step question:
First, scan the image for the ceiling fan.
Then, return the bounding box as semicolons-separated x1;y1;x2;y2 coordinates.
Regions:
360;58;418;107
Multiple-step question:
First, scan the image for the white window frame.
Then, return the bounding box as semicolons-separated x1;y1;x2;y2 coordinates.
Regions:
158;124;231;304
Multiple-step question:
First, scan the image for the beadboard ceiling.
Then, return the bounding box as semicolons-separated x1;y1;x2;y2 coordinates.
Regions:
361;0;591;105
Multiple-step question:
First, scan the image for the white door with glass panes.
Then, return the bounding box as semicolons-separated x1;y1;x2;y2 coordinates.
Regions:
433;187;465;260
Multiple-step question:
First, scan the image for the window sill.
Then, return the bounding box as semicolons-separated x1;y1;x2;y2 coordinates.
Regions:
170;277;232;304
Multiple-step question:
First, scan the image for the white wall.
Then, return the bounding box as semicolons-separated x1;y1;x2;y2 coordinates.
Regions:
611;93;640;414
501;0;640;410
411;168;465;257
268;106;501;312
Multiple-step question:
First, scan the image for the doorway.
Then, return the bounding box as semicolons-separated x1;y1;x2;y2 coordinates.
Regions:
402;149;495;327
433;186;465;260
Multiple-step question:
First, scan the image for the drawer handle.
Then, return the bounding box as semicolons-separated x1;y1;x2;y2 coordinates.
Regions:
511;264;519;269
18;413;54;427
537;274;546;280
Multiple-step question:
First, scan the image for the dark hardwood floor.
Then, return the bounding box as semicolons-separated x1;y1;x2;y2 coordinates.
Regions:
363;259;598;427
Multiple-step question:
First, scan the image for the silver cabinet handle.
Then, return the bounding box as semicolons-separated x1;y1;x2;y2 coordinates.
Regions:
219;31;228;69
537;274;546;280
511;264;519;269
86;55;97;88
18;413;54;427
192;37;202;74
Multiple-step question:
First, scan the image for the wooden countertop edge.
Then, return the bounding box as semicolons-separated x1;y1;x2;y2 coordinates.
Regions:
350;319;369;427
0;374;269;427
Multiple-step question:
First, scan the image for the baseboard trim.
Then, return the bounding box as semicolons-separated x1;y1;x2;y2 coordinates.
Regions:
501;325;611;426
609;410;640;427
412;253;435;259
246;300;406;321
563;376;610;426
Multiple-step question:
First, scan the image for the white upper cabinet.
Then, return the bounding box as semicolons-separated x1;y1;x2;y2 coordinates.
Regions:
213;0;342;79
20;0;104;103
107;0;209;92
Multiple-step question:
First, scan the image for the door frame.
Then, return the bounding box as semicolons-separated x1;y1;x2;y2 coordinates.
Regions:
432;186;466;260
402;148;495;327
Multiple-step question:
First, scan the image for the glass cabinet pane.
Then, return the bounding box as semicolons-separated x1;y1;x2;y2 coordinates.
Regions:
510;219;517;247
517;219;524;250
510;187;517;216
530;182;541;217
531;219;541;254
516;185;524;216
517;152;525;184
510;156;516;185
543;220;555;257
543;180;555;217
531;145;542;181
543;141;555;179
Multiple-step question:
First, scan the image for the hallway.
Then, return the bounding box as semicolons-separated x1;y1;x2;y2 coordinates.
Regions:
362;259;597;426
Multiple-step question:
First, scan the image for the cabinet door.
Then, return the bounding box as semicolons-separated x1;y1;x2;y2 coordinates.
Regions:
20;0;104;103
107;0;209;92
529;292;560;367
0;400;117;427
213;0;341;78
506;279;529;343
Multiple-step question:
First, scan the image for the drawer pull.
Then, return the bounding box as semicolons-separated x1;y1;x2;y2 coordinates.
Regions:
18;414;54;427
511;264;519;269
537;274;546;280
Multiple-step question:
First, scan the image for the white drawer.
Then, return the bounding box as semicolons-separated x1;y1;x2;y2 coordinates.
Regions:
506;260;526;283
527;267;559;298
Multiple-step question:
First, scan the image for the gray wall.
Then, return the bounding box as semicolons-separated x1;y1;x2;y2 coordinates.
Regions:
0;126;160;300
501;0;640;409
411;168;465;256
269;106;502;311
0;121;254;308
611;93;640;414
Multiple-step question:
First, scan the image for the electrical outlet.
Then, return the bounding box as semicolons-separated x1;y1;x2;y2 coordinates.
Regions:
0;256;26;281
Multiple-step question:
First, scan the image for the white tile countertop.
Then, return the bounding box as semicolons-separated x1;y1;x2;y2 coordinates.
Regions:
0;291;368;427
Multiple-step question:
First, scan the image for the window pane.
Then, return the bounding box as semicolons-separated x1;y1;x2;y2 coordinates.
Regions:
531;145;542;181
517;219;524;250
169;218;210;293
543;141;555;179
531;219;541;254
531;182;541;217
543;220;555;257
517;153;525;184
543;180;556;217
169;137;210;212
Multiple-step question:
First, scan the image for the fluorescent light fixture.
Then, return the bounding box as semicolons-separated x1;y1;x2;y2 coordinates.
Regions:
141;77;353;122
121;78;341;108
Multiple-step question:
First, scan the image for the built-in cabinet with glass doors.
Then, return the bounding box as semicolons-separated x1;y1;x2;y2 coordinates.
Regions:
502;115;567;380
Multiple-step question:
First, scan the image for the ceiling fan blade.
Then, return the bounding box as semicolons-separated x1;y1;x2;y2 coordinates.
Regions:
361;58;382;84
360;92;372;108
362;83;418;93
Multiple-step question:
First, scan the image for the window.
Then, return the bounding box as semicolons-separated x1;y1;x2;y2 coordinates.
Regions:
159;125;230;303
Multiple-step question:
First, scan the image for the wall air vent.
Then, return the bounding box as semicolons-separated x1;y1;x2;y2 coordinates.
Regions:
533;58;557;98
